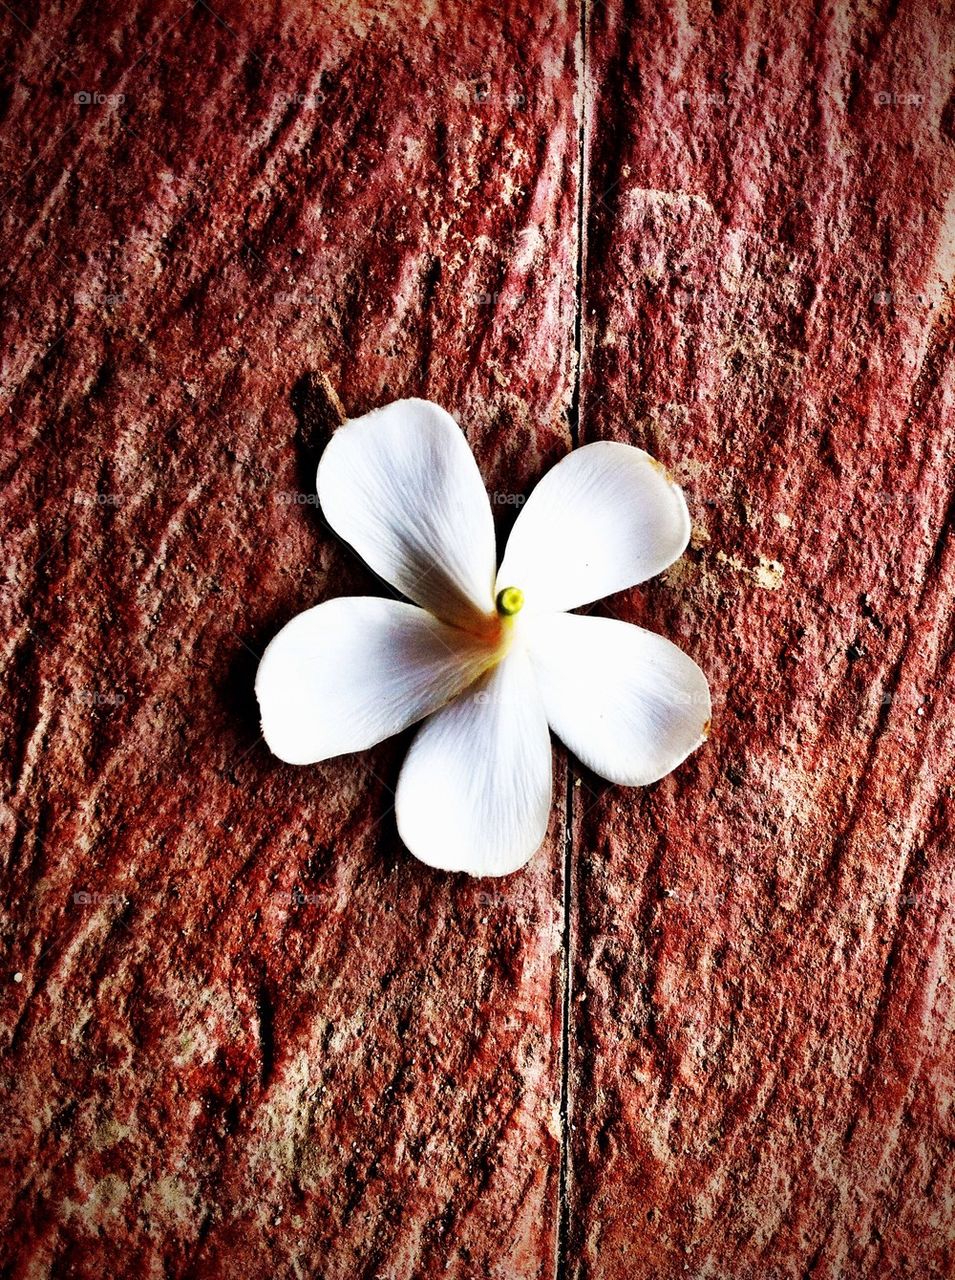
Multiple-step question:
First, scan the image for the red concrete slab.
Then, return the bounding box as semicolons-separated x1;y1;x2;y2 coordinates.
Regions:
572;1;955;1277
0;2;580;1276
6;0;955;1276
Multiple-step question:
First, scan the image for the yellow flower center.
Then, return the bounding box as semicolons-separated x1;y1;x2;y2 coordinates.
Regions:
496;586;525;617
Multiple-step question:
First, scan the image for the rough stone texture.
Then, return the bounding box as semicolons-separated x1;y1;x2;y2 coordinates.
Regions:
0;2;578;1277
572;2;955;1278
3;0;955;1278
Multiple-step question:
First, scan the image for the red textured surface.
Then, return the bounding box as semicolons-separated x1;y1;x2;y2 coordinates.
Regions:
0;2;577;1277
573;2;955;1277
2;1;954;1278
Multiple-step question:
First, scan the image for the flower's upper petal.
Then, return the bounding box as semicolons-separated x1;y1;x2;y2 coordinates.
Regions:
522;611;710;786
396;645;553;877
497;441;691;614
317;399;497;631
255;597;496;765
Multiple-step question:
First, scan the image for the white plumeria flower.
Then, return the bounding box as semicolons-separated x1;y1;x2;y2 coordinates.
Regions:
256;399;710;877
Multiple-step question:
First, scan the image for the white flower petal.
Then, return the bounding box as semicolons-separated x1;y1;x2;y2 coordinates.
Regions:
497;441;691;614
396;645;553;877
317;399;497;632
523;612;710;786
255;597;496;765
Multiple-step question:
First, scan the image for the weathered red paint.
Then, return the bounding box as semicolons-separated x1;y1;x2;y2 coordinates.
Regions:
573;2;955;1277
2;0;954;1277
0;2;577;1276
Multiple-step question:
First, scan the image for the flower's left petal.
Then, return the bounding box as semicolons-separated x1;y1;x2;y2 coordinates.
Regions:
523;611;711;786
396;645;553;877
497;441;691;614
255;597;495;765
317;399;497;632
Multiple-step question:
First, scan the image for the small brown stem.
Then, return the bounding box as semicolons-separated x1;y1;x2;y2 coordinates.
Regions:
313;371;347;429
291;371;348;456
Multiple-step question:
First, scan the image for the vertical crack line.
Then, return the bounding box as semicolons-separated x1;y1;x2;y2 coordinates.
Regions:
556;759;575;1279
558;4;587;1276
567;0;588;453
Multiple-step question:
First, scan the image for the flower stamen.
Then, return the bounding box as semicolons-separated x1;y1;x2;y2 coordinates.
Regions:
496;586;525;617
